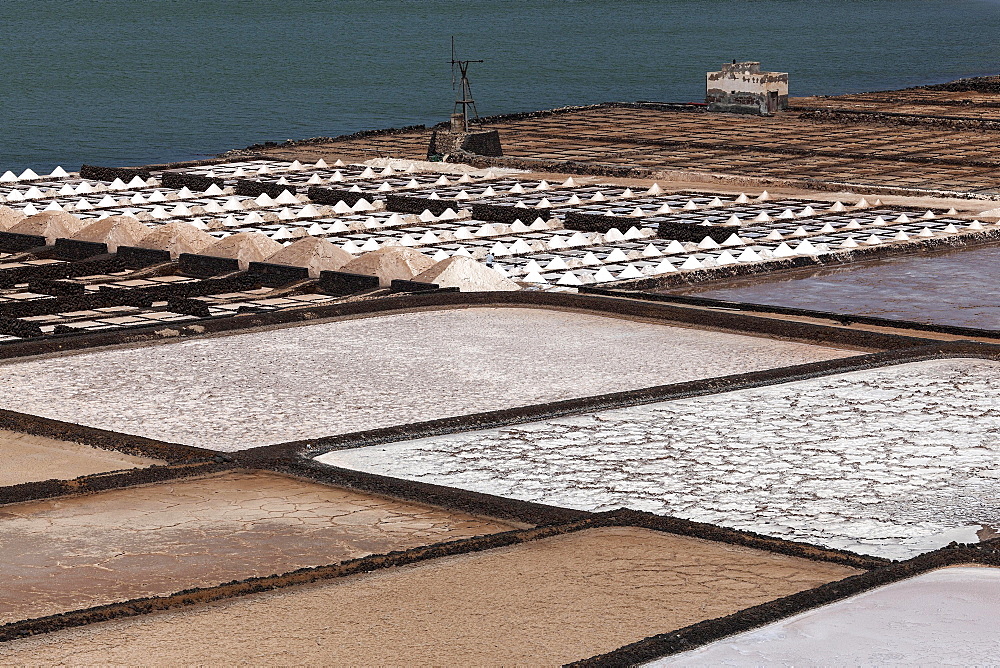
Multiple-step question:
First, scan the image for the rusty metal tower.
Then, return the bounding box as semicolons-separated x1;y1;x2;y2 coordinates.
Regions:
450;37;483;132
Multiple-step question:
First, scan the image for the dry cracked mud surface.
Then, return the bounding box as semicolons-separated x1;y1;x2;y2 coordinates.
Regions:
0;470;515;623
0;307;850;451
322;358;1000;559
0;527;860;666
0;429;160;486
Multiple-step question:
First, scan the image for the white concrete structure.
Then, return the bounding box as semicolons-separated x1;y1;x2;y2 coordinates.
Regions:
707;62;788;115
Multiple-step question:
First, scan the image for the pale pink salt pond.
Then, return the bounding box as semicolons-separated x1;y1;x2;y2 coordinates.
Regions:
0;307;850;451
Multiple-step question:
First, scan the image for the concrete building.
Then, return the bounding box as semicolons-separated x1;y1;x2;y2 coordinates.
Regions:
706;61;788;116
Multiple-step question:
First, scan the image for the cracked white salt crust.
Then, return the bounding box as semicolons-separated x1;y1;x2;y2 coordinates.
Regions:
649;567;1000;666
320;359;1000;559
0;307;847;452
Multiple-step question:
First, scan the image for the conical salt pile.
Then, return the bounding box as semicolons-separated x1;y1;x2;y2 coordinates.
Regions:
652;258;677;273
10;211;87;244
772;242;795;257
73;215;152;252
557;271;584;286
268;236;353;278
664;240;686;254
715;250;737;265
794;239;818;255
275;190;299;205
545;255;569;272
203;232;283;270
137;221;221;259
342;246;435;286
0;205;26;231
591;267;616;283
413;256;519;292
617;264;643;279
641;243;662;257
605;248;628;262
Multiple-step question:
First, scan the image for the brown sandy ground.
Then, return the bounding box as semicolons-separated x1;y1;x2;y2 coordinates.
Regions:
0;470;515;623
0;526;861;666
254;88;1000;196
793;77;1000;120
0;429;161;486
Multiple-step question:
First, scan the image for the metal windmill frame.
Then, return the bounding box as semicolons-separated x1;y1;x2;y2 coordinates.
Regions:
450;37;483;132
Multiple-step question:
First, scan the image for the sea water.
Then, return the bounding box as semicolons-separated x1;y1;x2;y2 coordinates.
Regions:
2;0;999;172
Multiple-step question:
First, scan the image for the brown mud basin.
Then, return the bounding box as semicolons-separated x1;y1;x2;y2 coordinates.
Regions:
0;526;860;665
0;429;162;487
0;470;515;623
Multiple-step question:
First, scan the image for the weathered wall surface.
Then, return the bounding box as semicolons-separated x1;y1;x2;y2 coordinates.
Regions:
707;62;788;115
428;129;503;158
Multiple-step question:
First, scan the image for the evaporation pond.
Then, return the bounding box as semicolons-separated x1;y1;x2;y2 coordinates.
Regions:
675;244;1000;329
320;358;1000;559
0;307;849;451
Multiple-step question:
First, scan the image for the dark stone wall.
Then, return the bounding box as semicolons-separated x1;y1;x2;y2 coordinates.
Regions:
117;246;171;268
0;232;47;253
307;187;366;206
428;129;503;158
246;262;310;286
160;173;226;192
385;194;460;215
655;221;737;243
79;165;151;182
177;253;240;277
317;270;380;296
236;180;297;198
471;202;550;224
388;279;444;294
52;239;108;260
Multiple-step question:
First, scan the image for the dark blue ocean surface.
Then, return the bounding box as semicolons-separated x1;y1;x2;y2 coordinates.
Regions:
2;0;999;172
